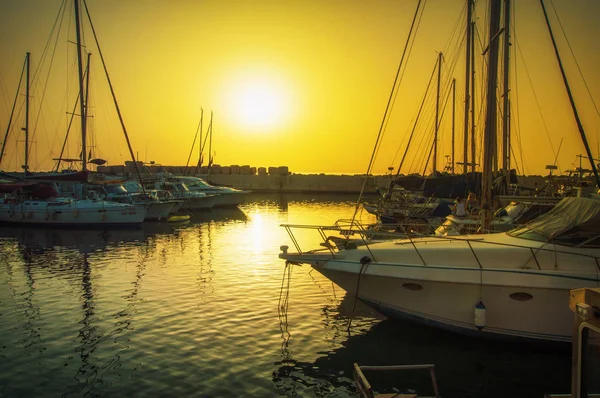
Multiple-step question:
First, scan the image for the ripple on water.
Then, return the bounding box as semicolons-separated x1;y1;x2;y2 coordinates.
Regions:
0;194;571;397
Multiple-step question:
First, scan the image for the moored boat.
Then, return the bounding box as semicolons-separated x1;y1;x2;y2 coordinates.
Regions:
280;197;600;343
0;195;145;228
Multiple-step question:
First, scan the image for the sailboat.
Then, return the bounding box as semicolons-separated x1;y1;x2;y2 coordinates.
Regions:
278;0;600;343
0;2;146;227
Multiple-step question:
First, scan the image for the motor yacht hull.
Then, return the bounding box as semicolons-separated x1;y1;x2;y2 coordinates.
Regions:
144;201;175;221
179;195;215;211
281;232;600;343
211;192;248;208
312;260;578;342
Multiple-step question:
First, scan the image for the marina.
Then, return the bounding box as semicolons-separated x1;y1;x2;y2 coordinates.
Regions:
1;0;600;396
0;194;574;397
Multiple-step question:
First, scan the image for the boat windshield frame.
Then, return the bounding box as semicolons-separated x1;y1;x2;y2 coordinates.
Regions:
508;225;600;248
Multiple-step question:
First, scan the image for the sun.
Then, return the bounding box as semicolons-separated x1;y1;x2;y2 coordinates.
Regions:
223;74;291;131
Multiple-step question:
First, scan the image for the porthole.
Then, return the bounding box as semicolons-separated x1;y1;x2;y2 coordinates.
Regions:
509;292;533;301
402;283;423;291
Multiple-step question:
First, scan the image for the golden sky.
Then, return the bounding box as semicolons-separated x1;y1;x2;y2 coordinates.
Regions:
0;0;599;176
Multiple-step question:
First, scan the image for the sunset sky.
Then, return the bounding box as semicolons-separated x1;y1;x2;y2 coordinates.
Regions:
0;0;598;176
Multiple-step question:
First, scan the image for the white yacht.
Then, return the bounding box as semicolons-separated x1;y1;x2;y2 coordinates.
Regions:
173;176;249;208
279;197;600;343
90;183;176;221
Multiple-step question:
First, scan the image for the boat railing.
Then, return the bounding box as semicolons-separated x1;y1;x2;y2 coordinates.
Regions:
281;221;600;274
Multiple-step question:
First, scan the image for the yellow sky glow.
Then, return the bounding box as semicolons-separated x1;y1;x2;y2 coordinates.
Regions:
0;0;599;176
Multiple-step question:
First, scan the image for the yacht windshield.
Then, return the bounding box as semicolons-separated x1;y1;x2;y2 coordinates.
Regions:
182;178;211;188
105;185;128;194
507;227;547;242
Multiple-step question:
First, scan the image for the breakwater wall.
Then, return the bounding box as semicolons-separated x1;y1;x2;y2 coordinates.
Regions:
97;163;391;194
97;162;549;195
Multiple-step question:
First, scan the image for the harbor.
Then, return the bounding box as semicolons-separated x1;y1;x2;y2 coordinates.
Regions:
1;0;599;396
96;161;550;194
0;194;574;397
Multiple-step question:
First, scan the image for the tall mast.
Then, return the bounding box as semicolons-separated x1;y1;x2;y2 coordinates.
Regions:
539;0;600;189
73;0;87;171
433;51;442;174
199;108;204;167
470;20;476;174
84;52;91;161
463;0;473;175
207;111;213;180
23;52;31;173
501;0;511;192
209;111;213;167
481;0;502;230
451;78;456;174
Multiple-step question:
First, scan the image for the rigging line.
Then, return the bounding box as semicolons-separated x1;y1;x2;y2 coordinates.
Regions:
394;62;438;177
408;95;437;174
441;1;468;56
509;144;521;176
0;70;10;114
376;0;427;162
55;76;84;172
510;4;526;175
28;1;68;169
352;0;424;222
0;57;26;165
184;111;202;172
539;0;600;188
513;27;557;171
83;0;145;191
435;74;457;153
372;1;426;170
548;0;600;120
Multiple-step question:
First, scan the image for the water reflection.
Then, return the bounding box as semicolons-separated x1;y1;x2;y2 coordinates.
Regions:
0;195;438;397
278;289;572;398
17;248;42;350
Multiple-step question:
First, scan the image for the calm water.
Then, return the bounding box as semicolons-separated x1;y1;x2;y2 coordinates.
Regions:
0;193;571;397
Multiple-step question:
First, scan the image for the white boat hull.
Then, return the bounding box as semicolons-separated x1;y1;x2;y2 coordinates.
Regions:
281;231;600;343
179;195;215;210
212;192;248;208
312;261;578;342
0;199;146;227
144;201;175;221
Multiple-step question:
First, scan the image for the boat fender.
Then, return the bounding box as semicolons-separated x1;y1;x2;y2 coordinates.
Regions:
474;300;486;330
360;256;371;266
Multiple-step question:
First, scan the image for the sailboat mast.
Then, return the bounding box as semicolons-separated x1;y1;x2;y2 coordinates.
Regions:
84;52;91;162
199;108;204;167
501;0;511;191
470;20;476;174
539;0;600;189
207;111;213;180
23;52;30;173
73;0;87;171
482;0;502;230
209;111;213;166
452;78;456;174
463;0;473;175
433;51;442;174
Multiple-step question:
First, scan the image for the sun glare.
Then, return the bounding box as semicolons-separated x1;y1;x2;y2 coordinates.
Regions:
223;73;291;132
